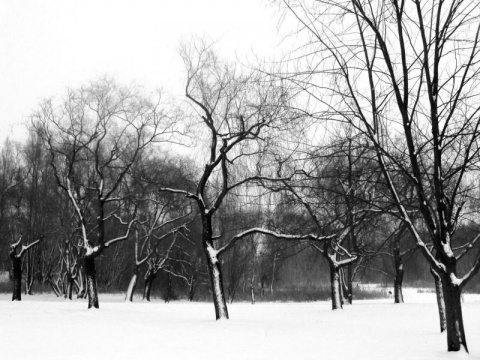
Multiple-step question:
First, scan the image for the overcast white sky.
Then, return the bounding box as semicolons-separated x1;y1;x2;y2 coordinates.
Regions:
0;0;286;143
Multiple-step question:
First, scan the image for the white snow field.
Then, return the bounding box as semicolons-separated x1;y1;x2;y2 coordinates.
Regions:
1;289;479;360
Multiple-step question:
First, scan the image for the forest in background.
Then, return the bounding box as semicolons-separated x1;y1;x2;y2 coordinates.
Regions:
3;0;480;353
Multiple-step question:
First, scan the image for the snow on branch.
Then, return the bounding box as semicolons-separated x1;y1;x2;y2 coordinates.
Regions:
216;227;335;257
456;233;480;261
11;235;44;258
158;187;198;200
457;245;480;289
104;217;137;248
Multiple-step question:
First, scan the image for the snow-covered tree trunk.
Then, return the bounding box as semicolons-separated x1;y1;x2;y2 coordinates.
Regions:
84;257;99;309
125;267;139;302
25;250;34;295
430;266;446;333
204;240;228;320
442;273;467;352
11;256;22;301
330;264;342;310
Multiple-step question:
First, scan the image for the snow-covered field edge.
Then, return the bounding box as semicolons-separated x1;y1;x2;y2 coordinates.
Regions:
1;288;479;360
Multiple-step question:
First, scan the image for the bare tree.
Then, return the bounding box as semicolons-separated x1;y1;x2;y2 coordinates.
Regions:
142;239;177;301
158;39;297;319
9;235;43;301
281;0;480;351
125;210;189;302
32;78;175;308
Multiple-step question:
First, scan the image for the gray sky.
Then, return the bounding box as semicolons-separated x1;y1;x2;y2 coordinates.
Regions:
0;0;285;143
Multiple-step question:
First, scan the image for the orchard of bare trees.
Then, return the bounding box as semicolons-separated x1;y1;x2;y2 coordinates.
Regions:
1;0;480;355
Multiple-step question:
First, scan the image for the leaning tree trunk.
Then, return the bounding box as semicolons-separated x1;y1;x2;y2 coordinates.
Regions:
49;279;62;297
430;266;446;333
143;271;156;302
75;271;87;299
11;256;22;301
25;249;34;295
442;271;467;352
125;266;139;302
84;257;99;309
329;263;342;310
204;240;229;320
346;263;353;304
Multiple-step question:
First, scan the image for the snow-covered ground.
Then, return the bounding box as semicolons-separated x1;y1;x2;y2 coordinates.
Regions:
1;289;479;360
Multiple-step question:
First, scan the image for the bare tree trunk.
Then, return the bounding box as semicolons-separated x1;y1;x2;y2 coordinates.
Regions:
330;264;342;310
340;268;351;305
346;263;353;304
393;263;404;304
242;271;246;294
227;285;235;304
84;257;99;309
75;270;87;299
430;266;446;333
125;267;139;302
339;270;345;306
442;273;467;352
270;254;277;294
143;271;155;302
164;272;172;303
65;273;74;300
393;272;404;304
393;236;404;303
250;283;255;305
188;274;196;302
250;272;255;305
11;256;22;301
